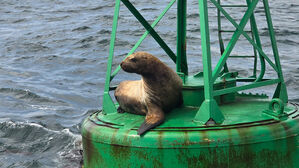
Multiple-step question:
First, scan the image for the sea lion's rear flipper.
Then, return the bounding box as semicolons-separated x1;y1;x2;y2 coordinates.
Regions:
137;104;165;135
117;107;125;113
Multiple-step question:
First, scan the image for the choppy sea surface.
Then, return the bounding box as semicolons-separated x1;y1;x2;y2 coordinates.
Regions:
0;0;298;167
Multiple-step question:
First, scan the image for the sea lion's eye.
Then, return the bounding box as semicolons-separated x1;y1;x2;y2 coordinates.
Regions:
130;57;137;62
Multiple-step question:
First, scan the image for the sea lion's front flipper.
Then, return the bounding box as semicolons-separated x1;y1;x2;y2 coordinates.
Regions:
137;104;165;135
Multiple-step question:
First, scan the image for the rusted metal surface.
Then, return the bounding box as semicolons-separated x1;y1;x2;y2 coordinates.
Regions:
82;99;299;167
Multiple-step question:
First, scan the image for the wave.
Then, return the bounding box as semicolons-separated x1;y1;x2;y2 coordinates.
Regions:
0;88;64;105
72;26;91;32
0;120;82;168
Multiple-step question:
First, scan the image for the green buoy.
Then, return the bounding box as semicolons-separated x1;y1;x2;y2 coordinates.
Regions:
82;0;299;167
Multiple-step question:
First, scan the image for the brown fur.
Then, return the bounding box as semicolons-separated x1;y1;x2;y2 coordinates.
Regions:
114;52;183;135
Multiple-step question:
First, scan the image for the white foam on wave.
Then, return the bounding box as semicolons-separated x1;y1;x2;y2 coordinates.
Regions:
1;120;81;140
30;104;57;110
0;120;83;167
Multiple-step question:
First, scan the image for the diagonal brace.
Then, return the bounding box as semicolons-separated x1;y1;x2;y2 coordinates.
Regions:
210;0;277;83
111;0;177;80
121;0;178;66
211;0;260;83
246;0;265;82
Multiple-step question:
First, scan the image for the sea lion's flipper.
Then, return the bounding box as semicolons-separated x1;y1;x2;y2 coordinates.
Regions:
117;106;125;113
137;104;165;135
137;118;164;135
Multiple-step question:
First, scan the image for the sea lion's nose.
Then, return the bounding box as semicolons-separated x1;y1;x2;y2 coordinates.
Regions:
120;62;123;67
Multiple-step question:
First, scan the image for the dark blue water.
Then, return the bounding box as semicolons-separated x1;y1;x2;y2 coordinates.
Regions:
0;0;298;167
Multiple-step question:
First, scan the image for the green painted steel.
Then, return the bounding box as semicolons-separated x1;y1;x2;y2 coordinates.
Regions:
216;0;266;80
246;0;265;82
216;0;229;74
211;0;277;75
195;0;224;124
82;0;295;167
101;0;288;121
211;0;259;83
110;0;176;80
102;0;120;115
182;72;236;106
82;98;299;167
262;0;288;103
121;0;177;64
213;79;280;96
176;0;188;75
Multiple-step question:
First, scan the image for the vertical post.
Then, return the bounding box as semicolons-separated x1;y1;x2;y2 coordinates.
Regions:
263;0;288;102
194;0;224;124
246;0;265;81
103;0;121;114
216;0;229;74
198;0;212;100
177;0;188;75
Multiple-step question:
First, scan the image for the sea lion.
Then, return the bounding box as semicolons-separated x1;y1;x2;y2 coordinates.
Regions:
114;51;183;135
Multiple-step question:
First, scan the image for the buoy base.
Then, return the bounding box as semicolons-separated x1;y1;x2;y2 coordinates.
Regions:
82;96;299;168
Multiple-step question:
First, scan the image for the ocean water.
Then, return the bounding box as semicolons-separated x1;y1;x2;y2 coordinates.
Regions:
0;0;298;167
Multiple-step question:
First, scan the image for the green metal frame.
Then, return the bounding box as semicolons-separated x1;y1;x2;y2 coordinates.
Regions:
176;0;188;75
103;0;178;114
103;0;288;124
216;0;266;80
194;0;224;124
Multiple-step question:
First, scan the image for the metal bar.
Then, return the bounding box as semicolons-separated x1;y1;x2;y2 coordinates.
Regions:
250;17;258;78
195;0;224;125
215;1;274;75
263;0;284;82
220;30;252;33
221;5;248;7
214;79;280;96
104;0;121;92
198;0;214;100
237;78;270;82
210;0;278;82
246;0;265;82
229;55;255;58
103;0;121;114
121;0;177;64
176;0;188;75
211;0;259;83
110;0;176;80
217;0;229;73
263;0;288;102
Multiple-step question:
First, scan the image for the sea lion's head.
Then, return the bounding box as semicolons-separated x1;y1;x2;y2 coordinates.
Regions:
120;52;161;75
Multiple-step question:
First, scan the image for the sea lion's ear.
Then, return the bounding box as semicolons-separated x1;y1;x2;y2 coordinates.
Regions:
137;104;164;135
